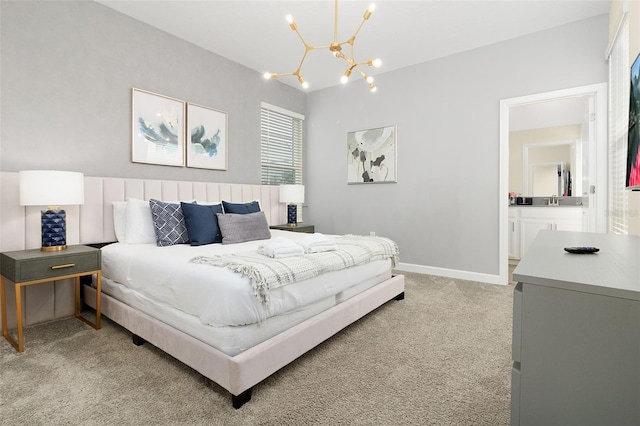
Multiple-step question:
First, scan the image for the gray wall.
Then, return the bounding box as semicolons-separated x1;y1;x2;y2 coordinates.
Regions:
0;0;306;183
305;15;608;277
0;1;608;280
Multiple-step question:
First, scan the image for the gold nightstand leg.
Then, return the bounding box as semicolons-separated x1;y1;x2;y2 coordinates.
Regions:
74;274;101;330
74;277;80;318
1;276;6;338
15;284;24;352
1;277;23;352
95;271;101;329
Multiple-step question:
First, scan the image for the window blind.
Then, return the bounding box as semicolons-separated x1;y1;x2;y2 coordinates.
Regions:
607;16;629;235
260;103;304;186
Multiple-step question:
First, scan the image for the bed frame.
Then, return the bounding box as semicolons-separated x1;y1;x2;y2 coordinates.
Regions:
83;275;404;407
0;172;405;408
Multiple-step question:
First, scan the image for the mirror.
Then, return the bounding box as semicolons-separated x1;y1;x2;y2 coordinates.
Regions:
529;162;565;196
509;95;590;197
523;141;578;196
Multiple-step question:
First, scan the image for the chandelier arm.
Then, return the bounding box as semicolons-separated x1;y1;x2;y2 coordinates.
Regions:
294;50;310;76
292;28;311;49
356;68;368;79
309;44;333;51
273;72;296;78
333;0;339;44
349;17;369;45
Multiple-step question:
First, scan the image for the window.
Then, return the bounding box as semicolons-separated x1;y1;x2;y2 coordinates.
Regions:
260;102;304;185
607;15;629;235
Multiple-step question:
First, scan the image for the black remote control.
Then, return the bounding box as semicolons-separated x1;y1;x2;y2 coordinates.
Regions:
564;246;599;254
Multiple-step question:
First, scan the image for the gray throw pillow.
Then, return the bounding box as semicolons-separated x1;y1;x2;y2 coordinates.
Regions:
216;212;271;244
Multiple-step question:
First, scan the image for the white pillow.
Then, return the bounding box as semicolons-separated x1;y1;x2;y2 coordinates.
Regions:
125;198;156;244
113;201;127;242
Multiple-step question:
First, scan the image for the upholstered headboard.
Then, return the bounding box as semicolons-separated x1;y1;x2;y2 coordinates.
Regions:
0;172;287;328
0;172;286;252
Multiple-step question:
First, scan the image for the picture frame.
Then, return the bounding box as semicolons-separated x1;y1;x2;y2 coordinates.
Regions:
347;125;397;184
131;88;185;167
186;103;228;170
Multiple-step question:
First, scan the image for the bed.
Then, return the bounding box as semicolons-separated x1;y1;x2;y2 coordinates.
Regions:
0;173;405;408
87;197;405;409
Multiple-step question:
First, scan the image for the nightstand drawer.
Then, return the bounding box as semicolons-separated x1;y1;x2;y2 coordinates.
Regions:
15;253;100;282
1;246;101;283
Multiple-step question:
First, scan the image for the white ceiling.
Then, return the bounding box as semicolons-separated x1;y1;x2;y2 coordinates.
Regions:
97;0;610;93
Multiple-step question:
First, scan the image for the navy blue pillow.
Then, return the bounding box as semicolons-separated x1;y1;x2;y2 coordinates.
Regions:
222;200;261;214
181;202;224;245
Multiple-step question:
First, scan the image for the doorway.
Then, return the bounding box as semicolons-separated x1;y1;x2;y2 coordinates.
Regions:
498;83;608;285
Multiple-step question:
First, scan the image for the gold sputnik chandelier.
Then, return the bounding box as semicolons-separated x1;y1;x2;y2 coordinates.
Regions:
263;0;382;92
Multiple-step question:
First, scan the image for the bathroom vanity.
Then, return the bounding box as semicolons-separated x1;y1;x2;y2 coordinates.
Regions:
508;205;588;260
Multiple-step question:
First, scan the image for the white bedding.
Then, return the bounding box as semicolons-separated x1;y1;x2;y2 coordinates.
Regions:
102;230;393;327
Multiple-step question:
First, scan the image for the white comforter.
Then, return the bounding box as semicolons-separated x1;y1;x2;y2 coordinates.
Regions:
101;230;391;327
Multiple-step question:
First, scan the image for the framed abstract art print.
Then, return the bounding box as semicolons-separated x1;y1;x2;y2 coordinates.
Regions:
186;103;228;170
347;125;397;184
131;88;185;167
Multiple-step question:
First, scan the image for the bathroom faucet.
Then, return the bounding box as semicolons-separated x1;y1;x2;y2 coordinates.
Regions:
550;195;558;206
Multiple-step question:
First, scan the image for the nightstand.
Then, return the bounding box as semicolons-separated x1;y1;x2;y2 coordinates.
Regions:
270;224;315;233
0;245;102;352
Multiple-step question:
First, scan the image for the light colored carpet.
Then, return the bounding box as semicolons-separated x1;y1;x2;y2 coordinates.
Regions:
0;273;513;425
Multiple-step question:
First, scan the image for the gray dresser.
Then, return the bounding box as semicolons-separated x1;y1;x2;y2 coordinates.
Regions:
511;230;640;426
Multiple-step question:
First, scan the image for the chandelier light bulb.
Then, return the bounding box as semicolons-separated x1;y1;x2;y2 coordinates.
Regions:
286;14;297;31
263;72;274;80
364;3;375;19
366;75;374;84
369;84;377;93
372;58;382;68
297;75;309;89
340;75;349;84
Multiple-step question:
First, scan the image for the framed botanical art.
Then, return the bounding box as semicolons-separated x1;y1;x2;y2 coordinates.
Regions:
347;125;397;184
186;103;228;170
131;88;185;167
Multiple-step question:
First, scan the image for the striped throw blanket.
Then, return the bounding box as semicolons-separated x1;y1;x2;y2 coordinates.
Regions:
191;235;399;306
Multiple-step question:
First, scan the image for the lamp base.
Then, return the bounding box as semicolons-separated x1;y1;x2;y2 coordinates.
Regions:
41;245;68;252
41;208;67;251
287;204;298;225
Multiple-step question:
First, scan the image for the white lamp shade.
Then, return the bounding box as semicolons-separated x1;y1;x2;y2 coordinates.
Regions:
279;184;305;204
19;170;85;206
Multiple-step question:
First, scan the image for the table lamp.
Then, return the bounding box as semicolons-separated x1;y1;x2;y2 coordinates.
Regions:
279;184;305;226
19;170;85;251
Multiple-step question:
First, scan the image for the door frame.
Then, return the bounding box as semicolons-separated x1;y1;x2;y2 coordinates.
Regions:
499;83;607;284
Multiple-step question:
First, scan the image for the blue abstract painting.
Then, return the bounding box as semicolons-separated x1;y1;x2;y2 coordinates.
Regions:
186;103;227;170
132;88;185;167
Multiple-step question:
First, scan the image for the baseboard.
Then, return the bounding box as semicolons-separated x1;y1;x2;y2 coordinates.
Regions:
395;262;506;286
